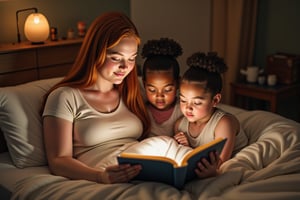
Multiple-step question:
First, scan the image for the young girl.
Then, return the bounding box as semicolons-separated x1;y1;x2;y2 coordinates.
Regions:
174;52;247;178
141;38;183;137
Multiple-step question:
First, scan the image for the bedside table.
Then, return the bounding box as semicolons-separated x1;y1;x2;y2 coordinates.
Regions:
230;82;300;121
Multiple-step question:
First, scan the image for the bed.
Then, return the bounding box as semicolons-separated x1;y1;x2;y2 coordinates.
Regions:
0;77;300;200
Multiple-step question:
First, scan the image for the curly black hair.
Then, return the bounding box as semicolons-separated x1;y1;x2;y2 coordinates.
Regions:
141;38;183;59
186;52;227;74
182;52;227;96
142;38;182;82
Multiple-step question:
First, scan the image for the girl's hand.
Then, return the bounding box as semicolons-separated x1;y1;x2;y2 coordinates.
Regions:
98;164;142;183
195;151;220;178
174;132;190;146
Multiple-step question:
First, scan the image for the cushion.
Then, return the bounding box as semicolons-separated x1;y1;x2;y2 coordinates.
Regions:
0;77;62;168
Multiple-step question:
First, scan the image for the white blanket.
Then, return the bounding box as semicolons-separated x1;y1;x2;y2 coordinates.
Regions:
11;110;300;200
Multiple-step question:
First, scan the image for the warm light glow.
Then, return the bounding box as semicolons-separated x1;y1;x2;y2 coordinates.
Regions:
24;13;50;43
33;16;41;24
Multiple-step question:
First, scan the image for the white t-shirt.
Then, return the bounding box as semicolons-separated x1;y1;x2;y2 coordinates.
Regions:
43;87;143;159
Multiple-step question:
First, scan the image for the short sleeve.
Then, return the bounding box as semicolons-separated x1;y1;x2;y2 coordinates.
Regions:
43;87;76;122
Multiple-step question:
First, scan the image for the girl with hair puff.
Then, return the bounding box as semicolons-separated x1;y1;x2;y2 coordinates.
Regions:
42;12;150;184
174;52;247;178
141;38;183;137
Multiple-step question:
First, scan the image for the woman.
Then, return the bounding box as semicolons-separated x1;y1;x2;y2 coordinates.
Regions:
42;12;150;184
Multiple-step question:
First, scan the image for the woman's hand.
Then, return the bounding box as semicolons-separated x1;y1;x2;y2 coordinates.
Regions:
174;132;190;146
98;164;142;184
195;151;220;179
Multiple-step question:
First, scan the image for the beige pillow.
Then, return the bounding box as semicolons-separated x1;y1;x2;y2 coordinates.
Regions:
0;77;62;168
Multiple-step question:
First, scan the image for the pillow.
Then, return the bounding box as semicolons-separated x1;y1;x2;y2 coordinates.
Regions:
0;77;62;168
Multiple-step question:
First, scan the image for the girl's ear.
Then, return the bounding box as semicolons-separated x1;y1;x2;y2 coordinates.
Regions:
212;93;221;107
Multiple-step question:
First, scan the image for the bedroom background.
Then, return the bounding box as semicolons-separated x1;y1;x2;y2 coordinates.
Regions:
0;0;300;121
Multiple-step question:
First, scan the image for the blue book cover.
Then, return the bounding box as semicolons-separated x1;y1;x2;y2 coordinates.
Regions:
117;137;227;189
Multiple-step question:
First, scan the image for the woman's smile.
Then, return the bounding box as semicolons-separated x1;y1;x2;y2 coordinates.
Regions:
114;71;126;77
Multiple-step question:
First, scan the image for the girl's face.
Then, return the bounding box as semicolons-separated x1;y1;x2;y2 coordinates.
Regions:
98;36;138;85
179;82;220;123
144;70;177;110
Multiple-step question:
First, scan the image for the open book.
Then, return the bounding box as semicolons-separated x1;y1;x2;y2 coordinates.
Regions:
117;137;227;189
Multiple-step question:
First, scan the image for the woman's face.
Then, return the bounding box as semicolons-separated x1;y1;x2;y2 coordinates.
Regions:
179;82;220;123
144;70;177;110
98;36;138;85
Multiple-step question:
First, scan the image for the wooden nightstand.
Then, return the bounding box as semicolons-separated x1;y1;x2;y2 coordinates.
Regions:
230;82;300;121
0;38;83;86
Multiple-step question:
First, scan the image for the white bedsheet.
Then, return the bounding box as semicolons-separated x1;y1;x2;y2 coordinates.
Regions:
3;105;300;200
0;153;49;193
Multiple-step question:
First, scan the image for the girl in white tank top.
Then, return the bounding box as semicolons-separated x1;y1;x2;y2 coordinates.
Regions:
173;52;248;179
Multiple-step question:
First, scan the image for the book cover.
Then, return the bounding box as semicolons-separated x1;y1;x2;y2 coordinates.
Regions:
117;137;227;189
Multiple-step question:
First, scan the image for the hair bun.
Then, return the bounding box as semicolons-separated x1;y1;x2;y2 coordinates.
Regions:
186;51;227;73
141;38;183;59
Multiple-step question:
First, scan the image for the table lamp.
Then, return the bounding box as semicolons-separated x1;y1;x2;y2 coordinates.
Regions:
16;7;50;44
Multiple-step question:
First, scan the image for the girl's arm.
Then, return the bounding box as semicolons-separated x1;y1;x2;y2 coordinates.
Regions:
214;114;239;162
195;114;239;178
173;116;190;146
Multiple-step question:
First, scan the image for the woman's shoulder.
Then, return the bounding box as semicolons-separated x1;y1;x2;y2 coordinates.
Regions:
47;86;82;105
51;86;75;93
49;86;78;97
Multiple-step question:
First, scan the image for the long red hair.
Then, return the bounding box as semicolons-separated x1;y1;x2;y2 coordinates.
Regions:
42;12;150;138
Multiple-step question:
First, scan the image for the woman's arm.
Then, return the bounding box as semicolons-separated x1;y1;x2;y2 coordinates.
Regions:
43;116;141;183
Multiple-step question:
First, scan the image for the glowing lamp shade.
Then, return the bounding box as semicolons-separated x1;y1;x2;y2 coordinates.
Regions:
24;13;50;43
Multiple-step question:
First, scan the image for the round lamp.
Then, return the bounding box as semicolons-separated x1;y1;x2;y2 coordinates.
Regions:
24;13;50;44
